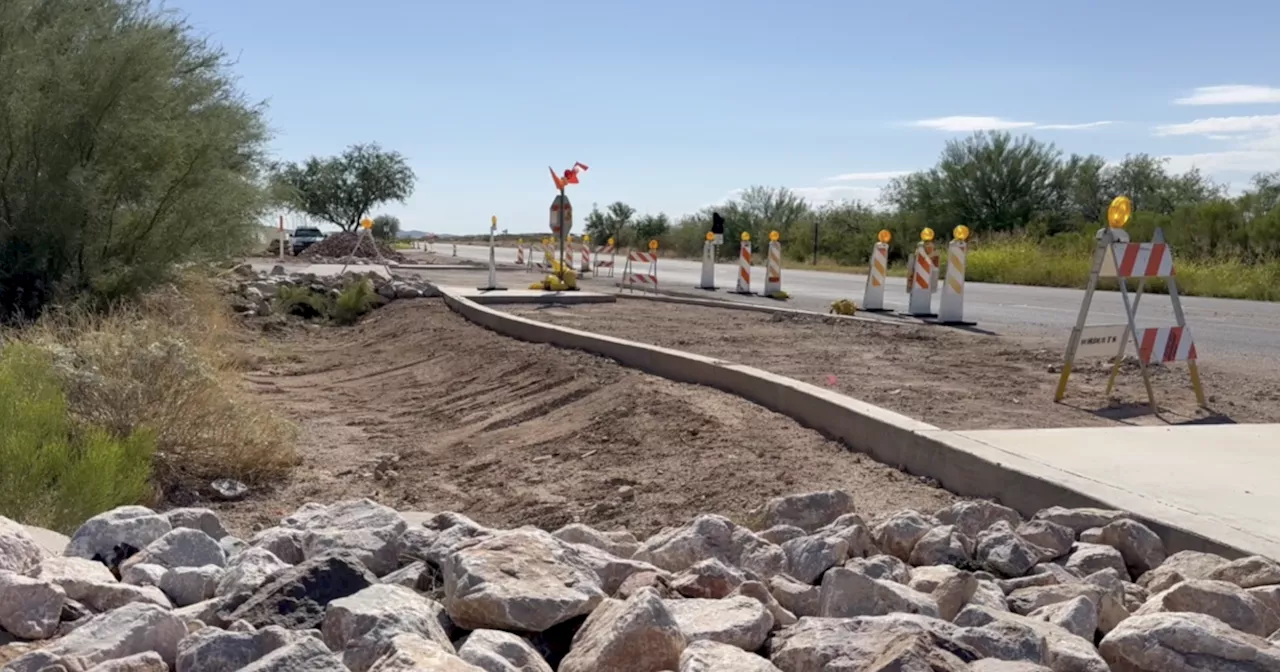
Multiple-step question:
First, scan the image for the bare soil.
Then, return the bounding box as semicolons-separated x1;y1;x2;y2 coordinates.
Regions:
220;300;957;537
503;301;1280;430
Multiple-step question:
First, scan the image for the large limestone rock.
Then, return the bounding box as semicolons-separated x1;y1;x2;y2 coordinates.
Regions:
1028;595;1097;640
65;506;173;565
0;570;65;640
568;540;665;596
819;567;940;618
907;525;974;567
367;633;483;672
634;515;785;578
215;547;290;597
671;558;745;599
0;516;46;575
249;527;305;566
665;596;773;651
224;551;377;630
1094;519;1166;577
1205;555;1280;589
444;529;605;632
976;521;1042;578
1015;520;1075;562
781;535;847;584
748;490;854;533
679;639;781;671
4;603;186;672
1031;507;1128;535
769;574;820;618
85;651;168;671
164;508;229;541
1134;579;1280;637
970;662;1053;672
121;527;226;572
731;580;798;630
935;500;1022;539
33;555;118;601
1137;549;1228;594
1099;611;1280;672
844;554;911;584
768;615;977;672
955;605;1109;672
457;629;553;672
931;571;979;622
174;624;302;672
160;565;223;607
552;523;639;559
281;499;408;576
238;635;348;672
322;584;455;672
1063;542;1127;579
558;588;686;672
871;510;939;562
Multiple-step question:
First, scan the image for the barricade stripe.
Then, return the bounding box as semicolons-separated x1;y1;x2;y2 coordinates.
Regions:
1143;245;1165;278
947;276;962;294
1119;243;1142;277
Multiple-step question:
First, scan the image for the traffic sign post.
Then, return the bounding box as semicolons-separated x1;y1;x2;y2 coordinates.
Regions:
1054;196;1206;412
341;216;384;273
479;215;506;291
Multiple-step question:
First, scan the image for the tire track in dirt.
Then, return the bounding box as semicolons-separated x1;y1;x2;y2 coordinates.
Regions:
221;299;957;536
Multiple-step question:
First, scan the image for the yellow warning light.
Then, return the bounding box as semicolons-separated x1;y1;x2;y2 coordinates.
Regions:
741;232;751;242
542;237;551;245
705;231;716;242
648;239;659;250
953;225;971;241
877;229;892;244
360;218;373;230
608;237;615;246
584;234;591;242
518;238;523;244
1108;196;1132;228
769;230;780;242
921;228;935;242
491;215;497;229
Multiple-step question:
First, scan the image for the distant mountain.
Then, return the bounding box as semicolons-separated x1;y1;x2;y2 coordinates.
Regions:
401;230;430;239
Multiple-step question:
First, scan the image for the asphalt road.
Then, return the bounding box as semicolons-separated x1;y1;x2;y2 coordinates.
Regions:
449;244;1280;364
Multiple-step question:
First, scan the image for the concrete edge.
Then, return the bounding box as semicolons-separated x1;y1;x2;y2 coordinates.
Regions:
439;289;1253;559
437;288;617;306
613;291;911;327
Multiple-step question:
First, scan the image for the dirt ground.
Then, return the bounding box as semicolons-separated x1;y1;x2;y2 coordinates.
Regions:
503;302;1280;430
221;299;957;537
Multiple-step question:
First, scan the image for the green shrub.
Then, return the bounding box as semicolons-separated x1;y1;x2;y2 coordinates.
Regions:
274;285;329;319
332;279;377;325
0;342;155;533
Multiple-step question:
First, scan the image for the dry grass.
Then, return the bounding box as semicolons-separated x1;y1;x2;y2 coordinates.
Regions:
16;270;299;501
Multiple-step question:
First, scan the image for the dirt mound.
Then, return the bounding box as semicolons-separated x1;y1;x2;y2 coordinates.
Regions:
223;299;956;536
299;231;407;262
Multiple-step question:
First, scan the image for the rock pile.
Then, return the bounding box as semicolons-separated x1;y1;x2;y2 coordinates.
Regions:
299;233;408;263
2;494;1279;671
228;266;437;319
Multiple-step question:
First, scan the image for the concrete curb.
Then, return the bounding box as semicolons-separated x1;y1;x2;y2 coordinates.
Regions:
438;289;1252;559
613;291;912;327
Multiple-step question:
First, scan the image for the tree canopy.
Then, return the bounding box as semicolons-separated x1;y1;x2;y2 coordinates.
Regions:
0;0;270;322
273;144;416;232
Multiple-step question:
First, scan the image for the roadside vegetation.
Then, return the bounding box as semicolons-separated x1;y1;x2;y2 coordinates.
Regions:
0;0;299;530
571;133;1280;301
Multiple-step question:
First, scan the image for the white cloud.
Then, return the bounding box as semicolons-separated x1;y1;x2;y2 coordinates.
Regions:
791;185;882;205
912;116;1036;131
1035;121;1114;130
1161;149;1280;175
1174;85;1280;106
1154;115;1280;136
824;171;910;182
911;117;1113;132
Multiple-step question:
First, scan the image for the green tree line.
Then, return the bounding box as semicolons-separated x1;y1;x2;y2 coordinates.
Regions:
594;132;1280;270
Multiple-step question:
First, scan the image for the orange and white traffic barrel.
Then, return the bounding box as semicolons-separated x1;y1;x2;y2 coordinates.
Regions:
515;241;526;267
580;235;592;273
735;232;753;294
863;230;891;311
938;226;972;324
763;231;782;296
905;229;936;317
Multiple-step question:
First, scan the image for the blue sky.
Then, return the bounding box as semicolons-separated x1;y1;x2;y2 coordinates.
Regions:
173;0;1280;234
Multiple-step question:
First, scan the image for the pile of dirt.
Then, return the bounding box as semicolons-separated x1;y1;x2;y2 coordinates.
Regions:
222;299;956;537
299;231;407;262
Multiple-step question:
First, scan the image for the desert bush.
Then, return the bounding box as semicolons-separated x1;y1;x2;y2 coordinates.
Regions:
274;285;330;319
0;342;155;533
22;275;298;500
0;0;271;323
332;278;378;325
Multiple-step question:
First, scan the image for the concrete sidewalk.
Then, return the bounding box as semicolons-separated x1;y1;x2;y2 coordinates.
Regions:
927;424;1280;559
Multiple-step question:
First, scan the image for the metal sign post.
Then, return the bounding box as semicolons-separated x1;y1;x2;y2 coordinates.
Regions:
479;215;506;291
